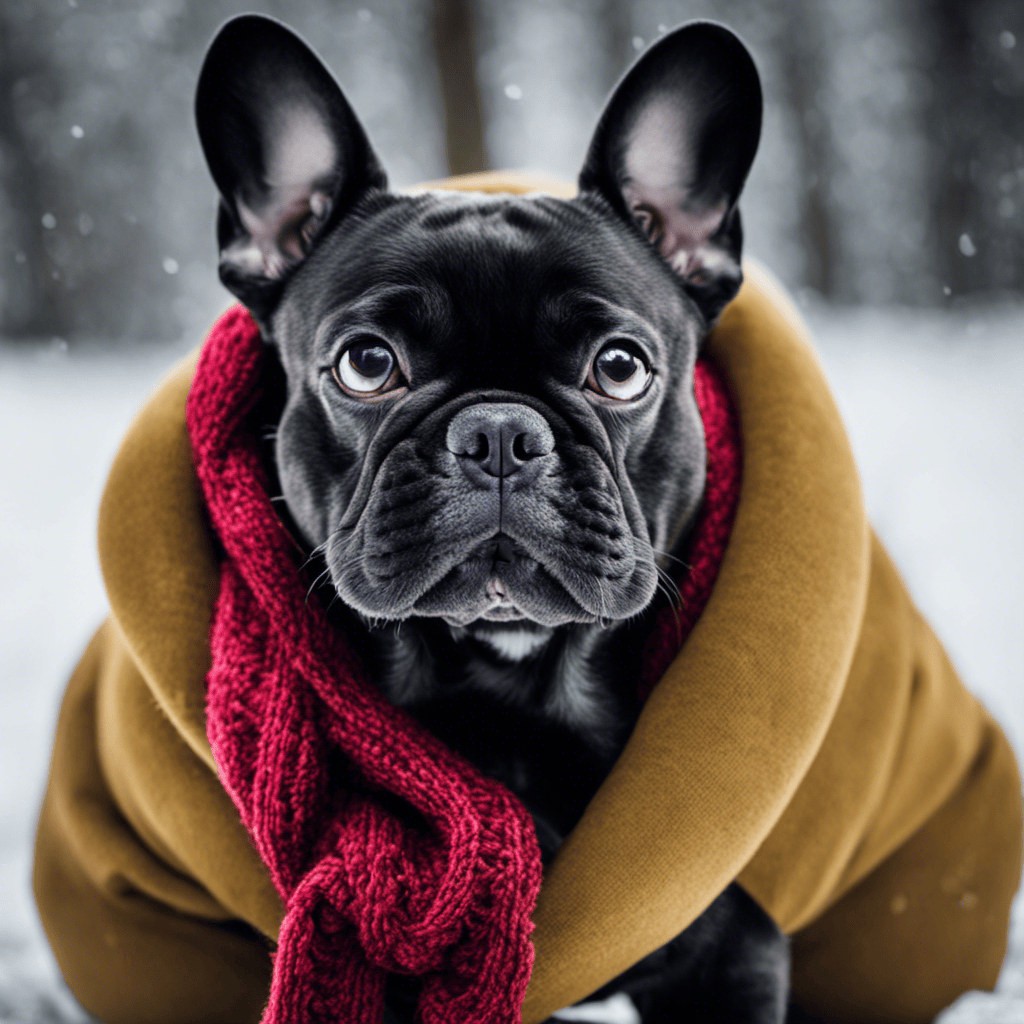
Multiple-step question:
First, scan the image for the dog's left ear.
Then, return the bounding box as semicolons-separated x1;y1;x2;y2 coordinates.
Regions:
579;22;762;324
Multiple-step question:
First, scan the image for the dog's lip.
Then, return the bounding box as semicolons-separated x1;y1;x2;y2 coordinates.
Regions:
411;540;593;626
482;575;524;619
479;604;528;622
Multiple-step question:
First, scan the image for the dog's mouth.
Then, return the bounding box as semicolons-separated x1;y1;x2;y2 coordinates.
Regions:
413;534;588;627
480;537;535;622
483;575;521;621
323;473;661;626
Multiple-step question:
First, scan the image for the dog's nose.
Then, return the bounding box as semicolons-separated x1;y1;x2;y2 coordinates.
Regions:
446;403;555;481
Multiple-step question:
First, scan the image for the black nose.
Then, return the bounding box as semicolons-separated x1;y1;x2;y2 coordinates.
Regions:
446;403;555;481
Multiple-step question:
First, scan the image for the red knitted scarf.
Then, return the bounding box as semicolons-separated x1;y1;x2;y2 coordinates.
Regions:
186;305;741;1024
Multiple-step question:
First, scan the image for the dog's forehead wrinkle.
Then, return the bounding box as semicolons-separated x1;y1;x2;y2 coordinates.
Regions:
541;291;671;364
283;193;693;372
396;192;631;285
309;282;452;356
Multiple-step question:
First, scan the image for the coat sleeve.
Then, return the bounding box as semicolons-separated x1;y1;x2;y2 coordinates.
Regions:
33;621;274;1024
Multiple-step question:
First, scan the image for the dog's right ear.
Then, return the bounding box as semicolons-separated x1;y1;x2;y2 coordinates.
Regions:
195;15;386;315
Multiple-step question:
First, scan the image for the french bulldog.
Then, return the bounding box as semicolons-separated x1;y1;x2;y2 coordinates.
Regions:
195;14;788;1024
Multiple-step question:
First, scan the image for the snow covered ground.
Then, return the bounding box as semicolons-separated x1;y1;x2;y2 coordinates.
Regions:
0;301;1022;1023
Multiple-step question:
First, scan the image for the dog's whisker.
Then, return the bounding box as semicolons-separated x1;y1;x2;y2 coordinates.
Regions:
655;563;683;610
305;565;334;604
652;573;681;618
299;539;332;574
651;545;690;569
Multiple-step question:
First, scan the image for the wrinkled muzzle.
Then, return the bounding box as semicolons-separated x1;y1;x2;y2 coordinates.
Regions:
325;396;658;627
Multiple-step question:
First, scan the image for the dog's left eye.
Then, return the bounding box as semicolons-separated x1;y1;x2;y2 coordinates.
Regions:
335;336;399;395
587;344;652;401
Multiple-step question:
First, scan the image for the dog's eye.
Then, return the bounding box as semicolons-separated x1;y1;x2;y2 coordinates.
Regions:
588;344;652;401
335;336;398;395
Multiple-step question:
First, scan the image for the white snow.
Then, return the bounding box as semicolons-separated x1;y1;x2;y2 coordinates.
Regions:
0;340;194;1023
1;302;1022;1022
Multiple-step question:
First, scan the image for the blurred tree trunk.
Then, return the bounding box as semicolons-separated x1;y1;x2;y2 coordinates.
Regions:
926;0;977;295
432;0;488;175
778;0;837;299
0;10;67;337
925;0;1023;296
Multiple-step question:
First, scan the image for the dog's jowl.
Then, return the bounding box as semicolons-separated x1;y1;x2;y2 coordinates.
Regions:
193;13;786;1023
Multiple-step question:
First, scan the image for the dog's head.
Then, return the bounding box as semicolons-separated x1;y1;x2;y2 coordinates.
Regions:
195;15;761;637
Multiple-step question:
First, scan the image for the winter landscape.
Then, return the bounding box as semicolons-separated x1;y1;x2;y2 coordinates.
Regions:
1;0;1022;1021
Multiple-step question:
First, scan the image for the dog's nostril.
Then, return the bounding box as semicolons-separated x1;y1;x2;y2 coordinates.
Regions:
511;433;530;461
471;432;489;461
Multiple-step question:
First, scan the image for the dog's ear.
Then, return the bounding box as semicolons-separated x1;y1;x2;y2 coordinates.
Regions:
195;15;386;315
579;22;762;324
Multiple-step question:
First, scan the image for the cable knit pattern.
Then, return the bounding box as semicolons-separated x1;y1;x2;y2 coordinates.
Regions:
186;305;740;1023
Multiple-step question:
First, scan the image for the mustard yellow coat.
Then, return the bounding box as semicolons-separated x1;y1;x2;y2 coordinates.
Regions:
33;174;1022;1024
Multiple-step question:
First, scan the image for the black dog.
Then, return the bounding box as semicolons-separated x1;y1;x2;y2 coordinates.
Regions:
195;15;788;1023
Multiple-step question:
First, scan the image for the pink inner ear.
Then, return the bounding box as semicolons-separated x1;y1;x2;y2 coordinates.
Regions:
623;181;727;276
621;97;733;280
235;186;332;278
224;105;337;280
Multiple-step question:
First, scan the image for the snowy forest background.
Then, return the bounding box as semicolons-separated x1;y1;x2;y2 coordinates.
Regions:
1;0;1022;340
1;1;1023;1022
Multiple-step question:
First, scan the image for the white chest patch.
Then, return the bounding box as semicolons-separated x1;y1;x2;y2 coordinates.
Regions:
478;627;553;661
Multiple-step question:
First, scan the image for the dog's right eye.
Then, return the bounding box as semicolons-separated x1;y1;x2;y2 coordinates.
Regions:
334;336;399;396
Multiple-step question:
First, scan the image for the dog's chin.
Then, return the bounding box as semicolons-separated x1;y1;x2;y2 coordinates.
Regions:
411;554;598;628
